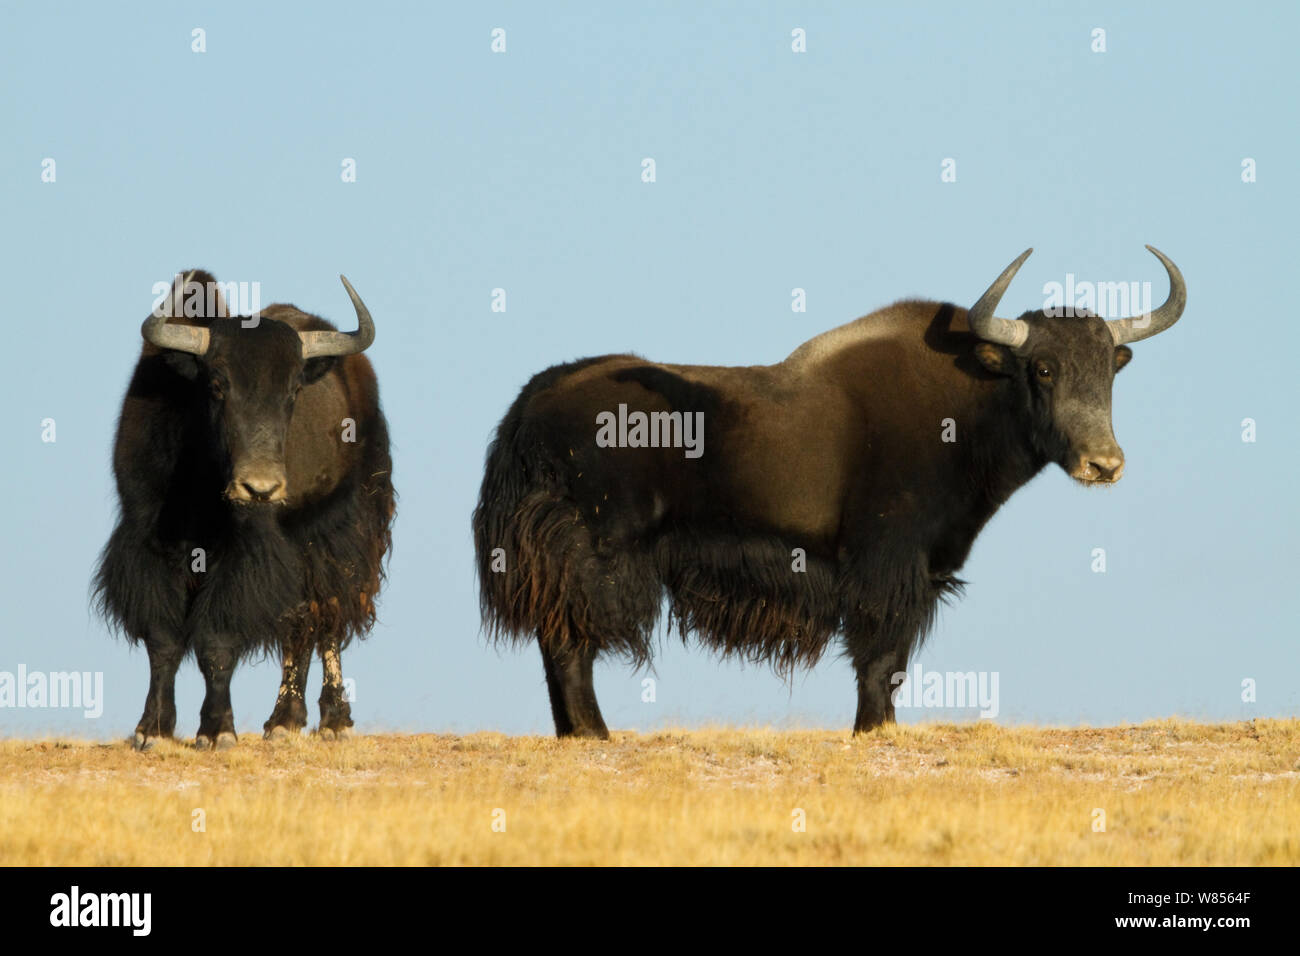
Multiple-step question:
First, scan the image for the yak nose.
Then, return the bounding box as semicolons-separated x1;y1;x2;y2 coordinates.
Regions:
1089;454;1124;482
1073;452;1125;483
242;476;283;500
229;468;287;502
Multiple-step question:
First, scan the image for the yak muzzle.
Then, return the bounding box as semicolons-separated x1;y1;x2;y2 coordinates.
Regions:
227;465;287;503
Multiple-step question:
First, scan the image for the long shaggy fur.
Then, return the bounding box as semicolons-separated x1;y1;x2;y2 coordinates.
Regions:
476;482;962;678
656;529;842;674
473;358;663;665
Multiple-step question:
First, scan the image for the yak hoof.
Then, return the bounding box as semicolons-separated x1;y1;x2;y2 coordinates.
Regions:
561;726;610;741
132;733;156;752
318;728;336;741
265;725;292;741
851;722;891;736
335;727;353;741
215;732;237;750
194;734;213;750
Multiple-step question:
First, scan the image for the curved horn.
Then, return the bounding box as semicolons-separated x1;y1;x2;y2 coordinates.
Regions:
141;271;210;355
968;248;1033;348
298;276;375;359
1106;245;1186;345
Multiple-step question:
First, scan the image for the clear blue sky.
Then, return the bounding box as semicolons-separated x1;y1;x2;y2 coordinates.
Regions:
1;2;1296;738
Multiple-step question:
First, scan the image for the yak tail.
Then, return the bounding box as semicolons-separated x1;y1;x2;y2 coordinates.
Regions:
472;361;659;665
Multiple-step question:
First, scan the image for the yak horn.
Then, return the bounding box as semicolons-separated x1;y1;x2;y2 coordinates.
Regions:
1106;246;1186;345
298;276;375;359
968;249;1033;348
141;270;211;355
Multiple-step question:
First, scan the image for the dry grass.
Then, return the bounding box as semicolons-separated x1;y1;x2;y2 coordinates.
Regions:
1;719;1297;865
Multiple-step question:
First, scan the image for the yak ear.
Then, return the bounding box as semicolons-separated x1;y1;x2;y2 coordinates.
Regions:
301;356;337;385
162;351;201;380
165;269;228;321
974;342;1016;377
1114;345;1133;372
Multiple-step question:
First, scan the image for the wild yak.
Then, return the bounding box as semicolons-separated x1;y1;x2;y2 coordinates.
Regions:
474;246;1186;737
94;271;395;749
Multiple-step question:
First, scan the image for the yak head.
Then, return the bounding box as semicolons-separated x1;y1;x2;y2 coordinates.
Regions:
142;271;375;505
968;246;1186;484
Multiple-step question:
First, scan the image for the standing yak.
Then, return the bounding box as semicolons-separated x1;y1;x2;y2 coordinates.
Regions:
94;272;395;750
474;246;1186;738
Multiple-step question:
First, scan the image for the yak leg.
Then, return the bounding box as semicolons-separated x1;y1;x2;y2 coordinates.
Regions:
847;567;940;733
848;617;915;734
317;633;354;739
134;629;183;751
852;650;903;733
264;627;312;739
539;640;608;740
194;632;239;749
539;642;574;737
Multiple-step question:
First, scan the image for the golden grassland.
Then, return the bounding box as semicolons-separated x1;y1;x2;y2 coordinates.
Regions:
1;719;1297;866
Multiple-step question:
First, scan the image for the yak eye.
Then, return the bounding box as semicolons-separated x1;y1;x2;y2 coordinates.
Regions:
210;379;225;400
1034;362;1053;382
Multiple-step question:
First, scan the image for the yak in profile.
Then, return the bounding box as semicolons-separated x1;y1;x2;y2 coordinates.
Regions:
474;246;1186;737
94;272;395;749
